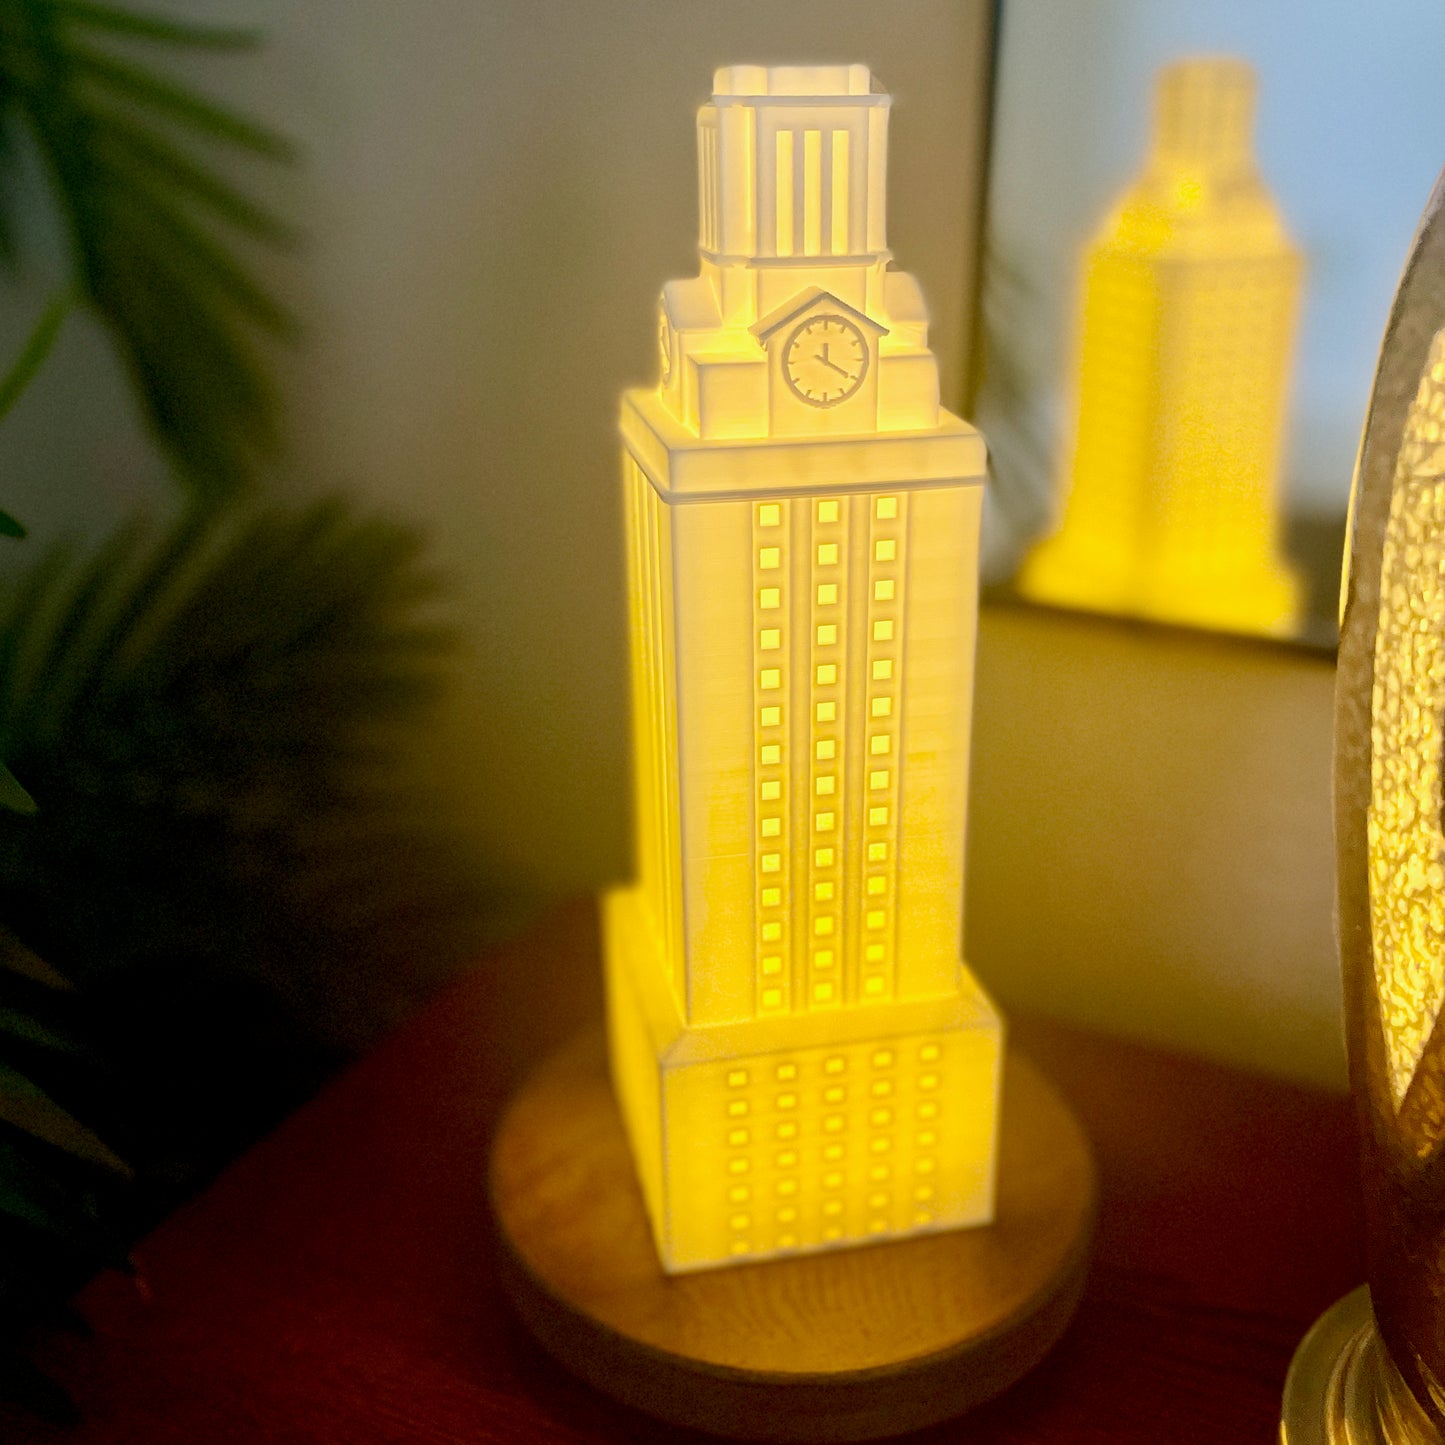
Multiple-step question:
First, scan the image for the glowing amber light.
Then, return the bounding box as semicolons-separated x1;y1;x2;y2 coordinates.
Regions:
1369;326;1445;1111
604;64;1002;1274
1019;56;1302;637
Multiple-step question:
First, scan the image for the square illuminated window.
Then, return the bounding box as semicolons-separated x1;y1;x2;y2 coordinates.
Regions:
870;734;890;755
761;852;781;873
728;1099;749;1117
816;701;836;722
872;1079;893;1097
814;916;834;936
817;499;839;523
872;659;893;681
758;502;781;527
814;881;834;900
761;817;781;837
872;620;894;642
761;954;783;975
761;628;781;650
728;1069;749;1088
761;705;781;727
776;1063;797;1082
814;982;835;1003
761;742;781;765
815;775;835;795
817;583;838;605
814;948;834;968
865;942;886;962
816;663;838;686
760;780;781;801
864;975;885;995
761;667;782;689
824;1056;846;1075
760;586;781;609
729;1184;750;1203
867;909;886;929
728;1128;749;1146
817;543;838;566
776;1092;798;1110
762;988;782;1009
870;1108;892;1127
868;842;887;861
867;875;886;895
919;1044;941;1063
816;739;835;760
729;1158;750;1175
873;1049;894;1068
776;1120;798;1140
760;546;781;569
815;811;835;832
871;696;893;717
823;1085;845;1104
869;806;889;826
762;886;781;907
815;847;835;867
816;623;837;645
874;539;896;562
870;769;890;790
917;1100;939;1120
876;496;898;519
874;579;894;601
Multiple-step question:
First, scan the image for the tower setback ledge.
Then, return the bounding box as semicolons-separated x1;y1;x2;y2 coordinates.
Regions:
621;387;986;501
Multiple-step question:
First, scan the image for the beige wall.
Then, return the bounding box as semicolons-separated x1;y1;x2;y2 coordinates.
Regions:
967;605;1343;1090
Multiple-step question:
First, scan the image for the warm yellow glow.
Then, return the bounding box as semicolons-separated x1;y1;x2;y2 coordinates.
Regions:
606;64;1001;1274
1368;326;1445;1112
1019;57;1302;637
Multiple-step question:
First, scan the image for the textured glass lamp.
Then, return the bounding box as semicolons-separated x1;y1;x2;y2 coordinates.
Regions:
1282;168;1445;1444
1019;56;1302;637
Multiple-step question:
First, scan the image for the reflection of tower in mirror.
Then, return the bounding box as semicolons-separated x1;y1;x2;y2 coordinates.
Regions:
1019;56;1302;636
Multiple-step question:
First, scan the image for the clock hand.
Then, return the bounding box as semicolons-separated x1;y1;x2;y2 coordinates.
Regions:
815;347;853;378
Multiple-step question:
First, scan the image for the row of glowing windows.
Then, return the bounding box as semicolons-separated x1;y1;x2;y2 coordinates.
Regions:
726;1043;941;1088
724;1076;938;1116
761;580;895;609
757;539;896;571
758;497;898;527
760;620;895;650
760;659;893;689
760;696;892;732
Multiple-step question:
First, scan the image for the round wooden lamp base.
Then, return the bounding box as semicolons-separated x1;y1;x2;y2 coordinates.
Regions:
490;1029;1095;1443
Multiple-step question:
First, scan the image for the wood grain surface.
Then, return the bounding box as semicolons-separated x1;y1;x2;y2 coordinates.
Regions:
0;900;1365;1444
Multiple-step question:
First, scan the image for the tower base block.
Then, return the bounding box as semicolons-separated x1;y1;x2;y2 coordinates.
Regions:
489;1028;1096;1443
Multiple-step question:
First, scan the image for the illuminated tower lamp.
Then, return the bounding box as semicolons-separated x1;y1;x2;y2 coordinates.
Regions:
1281;170;1445;1443
491;65;1095;1440
1019;57;1303;638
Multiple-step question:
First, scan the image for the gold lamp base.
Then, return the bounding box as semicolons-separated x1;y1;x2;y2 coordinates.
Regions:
1282;1288;1442;1444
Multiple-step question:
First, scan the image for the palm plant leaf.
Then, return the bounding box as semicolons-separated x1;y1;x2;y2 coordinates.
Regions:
0;0;294;501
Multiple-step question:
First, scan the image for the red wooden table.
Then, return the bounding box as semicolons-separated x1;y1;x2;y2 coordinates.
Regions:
2;902;1364;1443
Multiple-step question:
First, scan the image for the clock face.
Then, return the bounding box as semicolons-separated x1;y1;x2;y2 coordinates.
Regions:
783;314;869;407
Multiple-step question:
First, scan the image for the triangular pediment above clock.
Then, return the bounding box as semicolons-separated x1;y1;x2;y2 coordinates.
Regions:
750;287;888;346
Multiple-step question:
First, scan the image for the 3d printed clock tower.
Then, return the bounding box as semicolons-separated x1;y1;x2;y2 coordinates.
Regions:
604;64;1001;1274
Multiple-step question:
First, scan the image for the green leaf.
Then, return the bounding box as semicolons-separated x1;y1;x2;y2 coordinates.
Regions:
0;762;35;815
66;41;293;159
0;929;73;990
0;290;71;426
0;1073;130;1175
53;0;260;50
0;511;25;539
0;0;294;500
